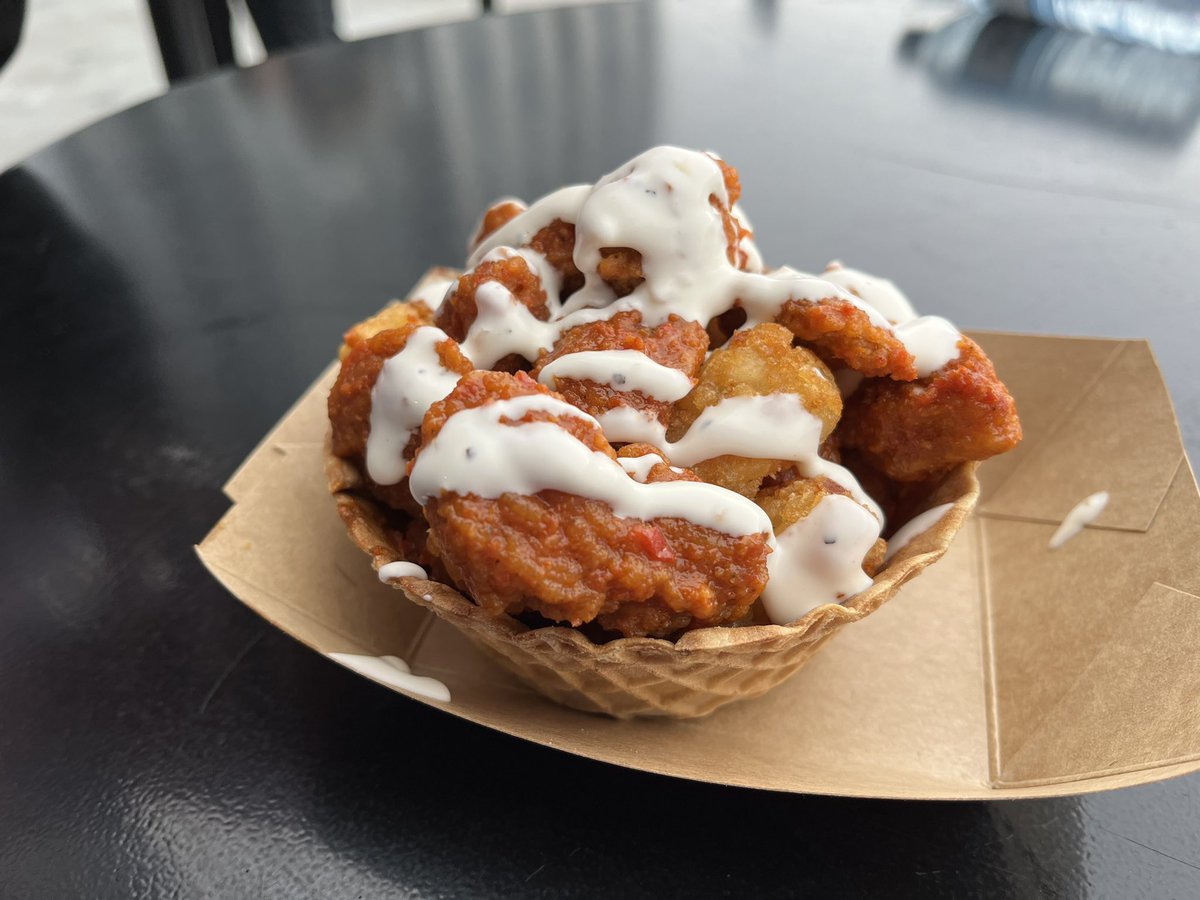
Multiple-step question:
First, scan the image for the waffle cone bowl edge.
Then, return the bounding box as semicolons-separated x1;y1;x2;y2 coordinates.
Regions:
326;437;980;719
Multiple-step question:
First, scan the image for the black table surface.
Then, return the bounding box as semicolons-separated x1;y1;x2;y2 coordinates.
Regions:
3;1;1200;896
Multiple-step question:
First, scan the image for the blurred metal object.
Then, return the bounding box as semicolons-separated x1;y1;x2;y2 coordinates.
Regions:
965;0;1200;55
901;12;1200;142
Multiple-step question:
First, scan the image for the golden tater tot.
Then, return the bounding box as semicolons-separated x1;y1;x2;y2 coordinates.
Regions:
668;323;842;497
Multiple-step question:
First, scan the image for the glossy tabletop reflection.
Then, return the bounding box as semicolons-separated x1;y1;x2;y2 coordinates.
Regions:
2;1;1200;896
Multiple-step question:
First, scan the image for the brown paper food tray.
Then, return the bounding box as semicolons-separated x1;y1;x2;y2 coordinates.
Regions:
198;274;1200;799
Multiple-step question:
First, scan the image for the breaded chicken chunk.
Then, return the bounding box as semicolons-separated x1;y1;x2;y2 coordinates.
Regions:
417;371;772;637
777;296;918;381
437;255;550;344
339;300;433;360
531;310;708;426
329;325;473;512
470;199;526;250
838;336;1022;482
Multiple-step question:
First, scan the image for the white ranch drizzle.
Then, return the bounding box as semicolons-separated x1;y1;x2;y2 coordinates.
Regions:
616;453;684;482
806;457;886;524
458;148;963;379
1049;492;1109;549
458;281;556;368
597;394;823;467
821;261;919;325
408;394;774;539
328;653;451;703
595;405;670;444
480;245;564;313
378;561;428;581
468;184;591;266
894;316;963;378
884;503;956;562
536;350;693;400
365;326;463;485
410;277;457;313
593;395;883;523
759;494;882;625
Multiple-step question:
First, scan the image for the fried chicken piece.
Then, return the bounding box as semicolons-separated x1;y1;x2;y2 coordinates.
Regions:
437;255;550;343
838;336;1023;482
339;300;433;360
329;325;473;512
529;218;584;299
530;310;708;426
756;476;887;578
777;297;918;381
668;323;842;497
418;371;772;638
470;199;526;250
597;247;644;297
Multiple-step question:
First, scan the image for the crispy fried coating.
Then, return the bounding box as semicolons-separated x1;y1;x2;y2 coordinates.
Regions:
616;443;690;480
470;199;526;250
597;248;644;297
838;337;1023;482
418;371;772;638
710;155;755;269
755;476;887;577
329;326;473;513
436;255;550;344
777;297;918;381
339;301;433;360
713;156;741;206
530;310;708;425
668;323;842;497
529;218;584;299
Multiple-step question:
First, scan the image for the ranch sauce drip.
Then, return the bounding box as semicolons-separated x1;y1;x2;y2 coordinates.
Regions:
409;395;775;539
617;452;683;482
537;350;693;400
410;277;457;313
821;261;918;325
884;503;955;562
596;394;824;468
365;326;463;485
378;561;428;581
760;494;881;625
459;147;962;380
1049;492;1109;549
391;146;978;626
327;653;451;703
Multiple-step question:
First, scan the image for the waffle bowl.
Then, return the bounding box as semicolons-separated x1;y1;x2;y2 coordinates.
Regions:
201;321;1200;797
326;435;979;718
